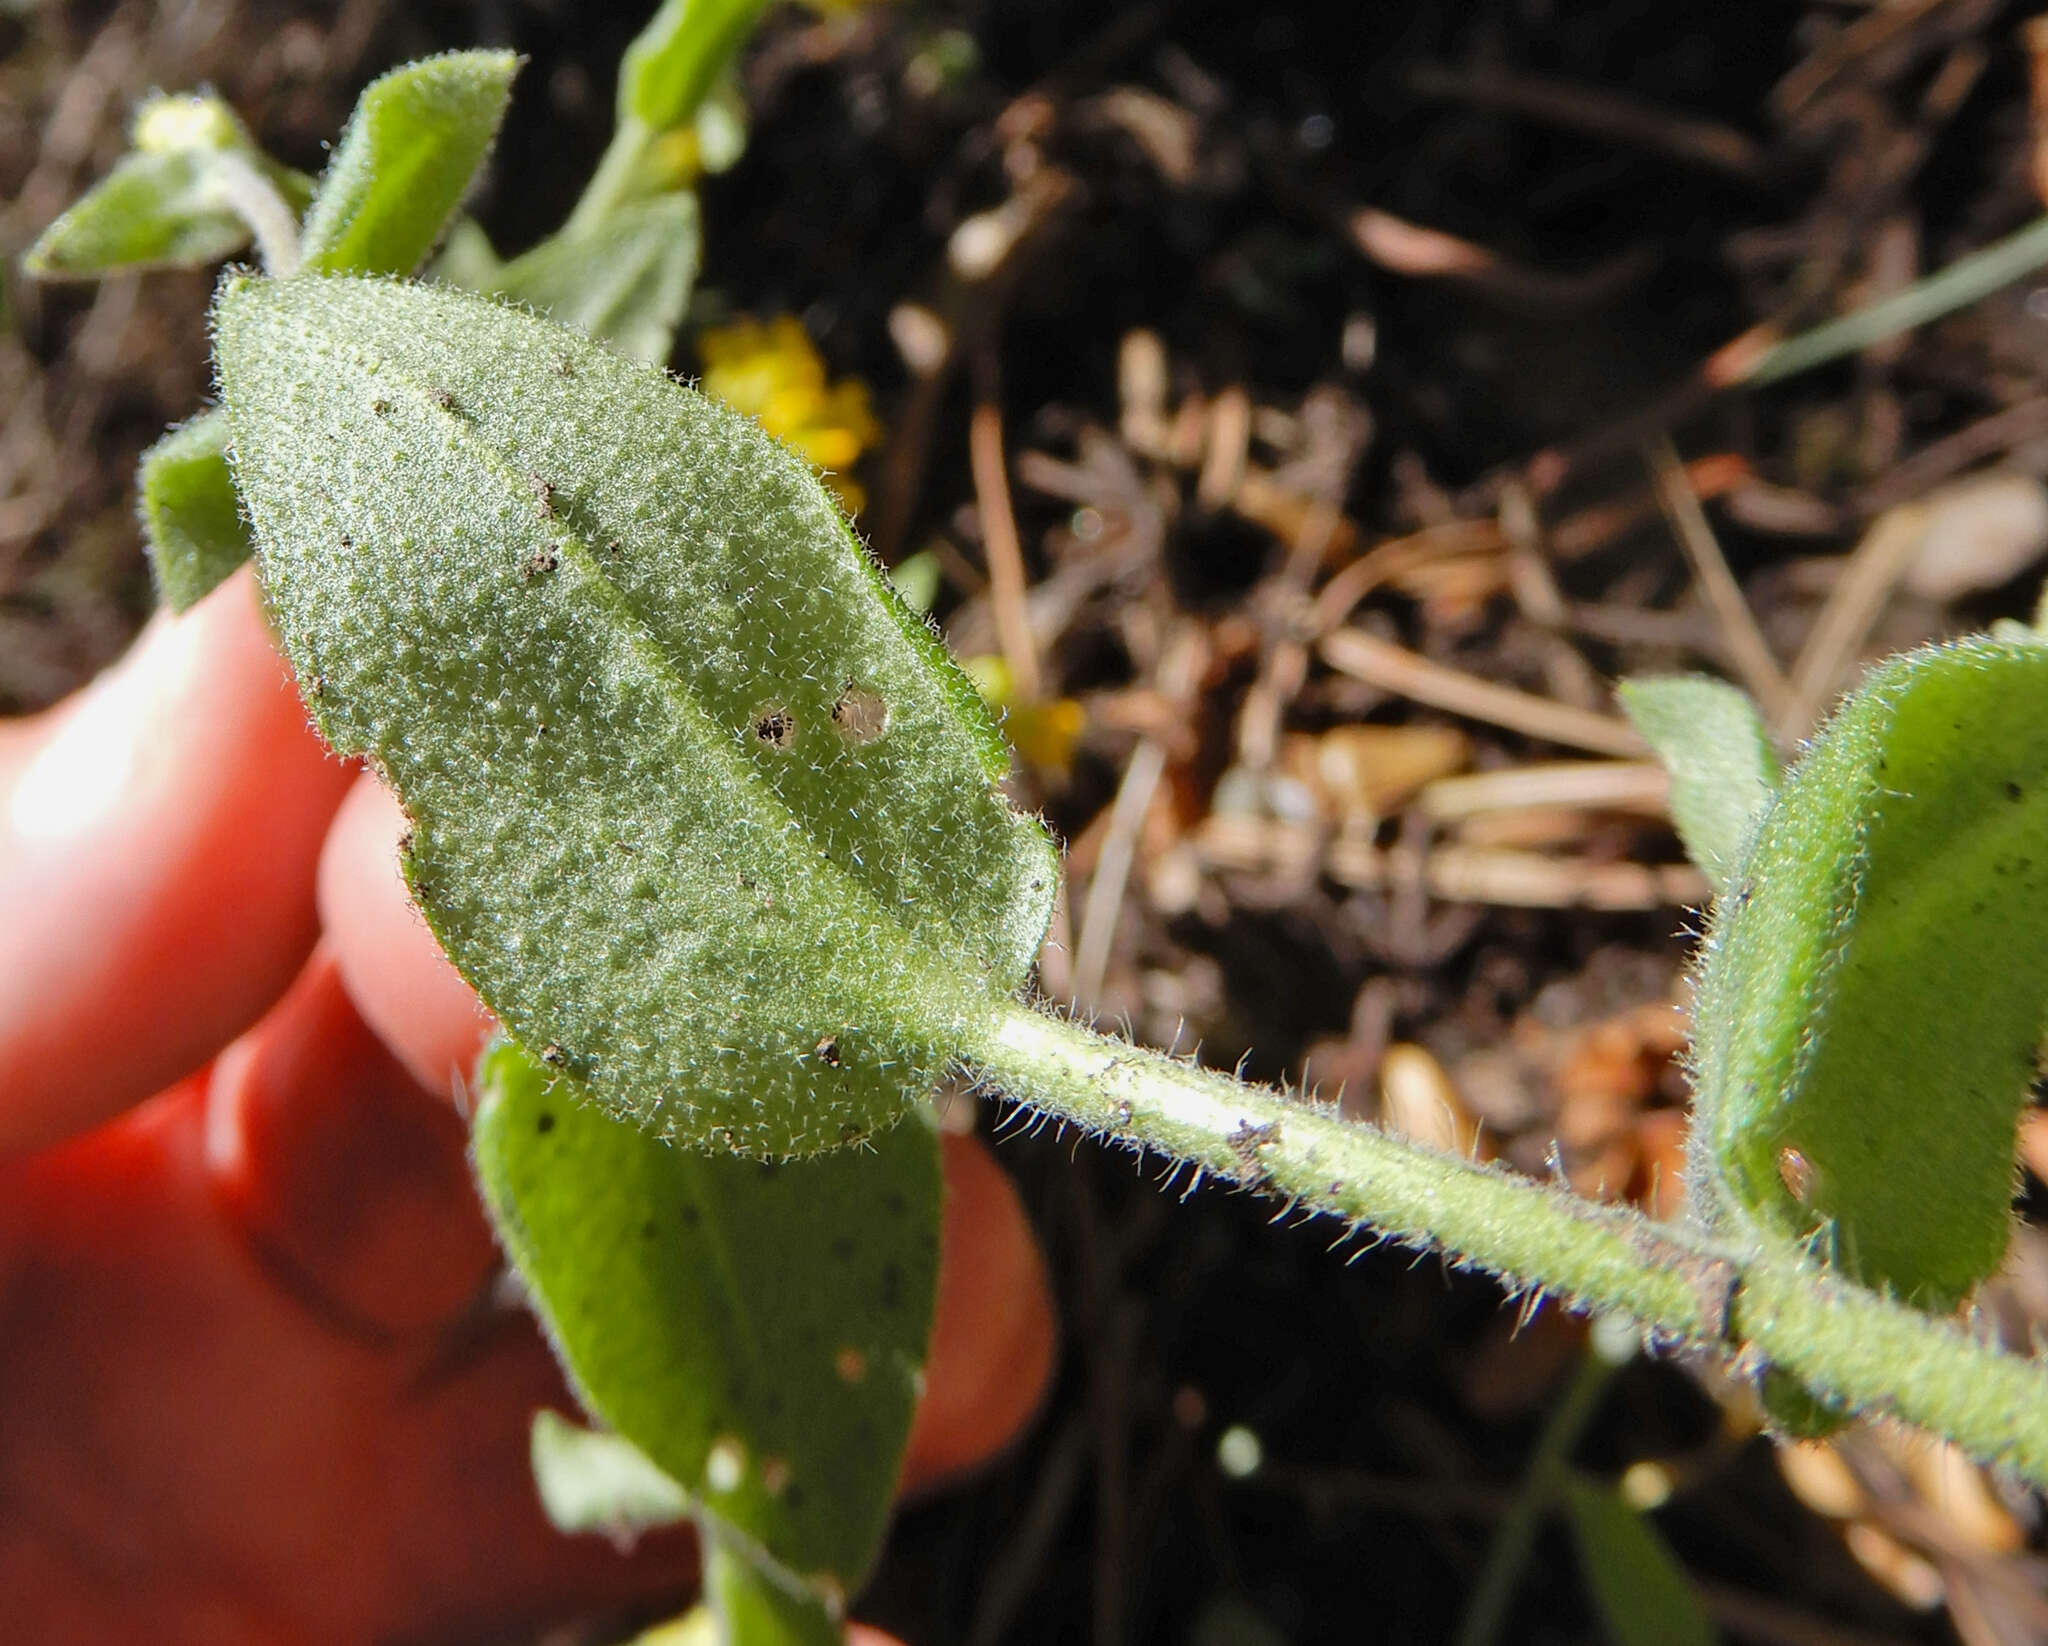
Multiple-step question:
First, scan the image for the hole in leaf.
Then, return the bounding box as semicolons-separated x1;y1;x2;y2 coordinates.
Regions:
831;683;890;743
754;708;796;749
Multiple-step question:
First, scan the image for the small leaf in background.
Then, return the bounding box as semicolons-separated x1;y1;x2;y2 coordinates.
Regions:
530;1410;690;1541
702;1523;845;1646
429;216;504;289
698;314;884;514
620;0;774;134
474;1039;942;1593
492;194;702;365
1617;675;1779;896
1690;637;2048;1309
220;275;1053;1154
138;411;252;611
299;50;519;277
23;92;310;280
1562;1476;1717;1646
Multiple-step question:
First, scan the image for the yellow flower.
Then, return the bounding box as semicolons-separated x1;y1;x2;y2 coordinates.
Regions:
961;655;1087;778
698;315;882;514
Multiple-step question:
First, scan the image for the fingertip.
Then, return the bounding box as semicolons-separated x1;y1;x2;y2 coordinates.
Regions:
319;773;494;1105
0;567;352;1152
901;1132;1056;1493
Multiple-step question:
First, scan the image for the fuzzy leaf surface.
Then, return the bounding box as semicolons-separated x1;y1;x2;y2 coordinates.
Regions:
619;0;771;133
530;1409;690;1538
139;411;253;611
491;194;700;364
299;51;518;277
24;148;308;280
474;1040;941;1592
1689;637;2048;1306
217;274;1054;1153
1617;674;1779;895
1561;1478;1716;1646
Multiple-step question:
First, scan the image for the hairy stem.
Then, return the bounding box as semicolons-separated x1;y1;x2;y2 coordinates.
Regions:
964;1000;2048;1484
563;117;658;240
209;151;301;277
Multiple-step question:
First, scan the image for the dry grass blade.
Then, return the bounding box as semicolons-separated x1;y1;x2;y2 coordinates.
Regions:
1778;504;1929;740
1320;628;1648;758
1646;434;1792;724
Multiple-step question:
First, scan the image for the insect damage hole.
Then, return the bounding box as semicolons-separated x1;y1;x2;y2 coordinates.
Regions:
753;707;797;750
831;682;890;743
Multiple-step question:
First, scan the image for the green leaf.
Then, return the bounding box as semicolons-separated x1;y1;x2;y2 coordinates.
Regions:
299;51;519;278
491;194;701;365
138;411;253;611
473;1039;942;1592
1617;675;1780;896
530;1410;690;1539
703;1522;845;1646
1690;637;2048;1308
619;0;773;134
1561;1476;1717;1646
217;274;1054;1155
24;146;310;281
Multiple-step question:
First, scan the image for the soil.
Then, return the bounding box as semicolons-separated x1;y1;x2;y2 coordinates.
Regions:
10;2;2048;1643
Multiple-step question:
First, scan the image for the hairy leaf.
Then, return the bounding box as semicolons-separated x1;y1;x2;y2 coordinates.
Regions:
1618;674;1779;896
530;1410;690;1538
619;0;772;133
138;411;253;611
24;147;308;280
491;194;701;364
474;1040;941;1591
1561;1477;1716;1646
219;274;1054;1153
299;51;518;278
1690;637;2048;1307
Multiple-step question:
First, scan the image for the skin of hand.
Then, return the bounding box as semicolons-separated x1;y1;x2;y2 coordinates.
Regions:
0;567;1057;1646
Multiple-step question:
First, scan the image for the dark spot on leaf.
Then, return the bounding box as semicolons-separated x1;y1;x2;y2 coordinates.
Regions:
832;1235;857;1261
372;398;391;415
430;387;456;411
520;547;559;583
815;1033;842;1066
528;474;556;518
556;355;574;377
536;1112;555;1134
784;1483;805;1510
641;1219;657;1240
840;1121;870;1145
754;708;796;749
880;1262;904;1309
681;1203;701;1227
2009;781;2025;802
883;1190;906;1217
541;1042;569;1068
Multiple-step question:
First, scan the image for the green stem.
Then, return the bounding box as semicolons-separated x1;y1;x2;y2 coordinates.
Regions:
1454;1329;1628;1646
563;117;660;240
964;1001;2048;1484
210;151;302;277
1742;211;2048;387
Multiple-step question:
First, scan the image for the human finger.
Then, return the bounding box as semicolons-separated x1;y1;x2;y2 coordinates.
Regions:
0;566;353;1153
318;772;495;1104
